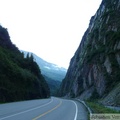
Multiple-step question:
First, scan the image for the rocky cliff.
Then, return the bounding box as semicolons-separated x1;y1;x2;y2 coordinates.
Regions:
60;0;120;106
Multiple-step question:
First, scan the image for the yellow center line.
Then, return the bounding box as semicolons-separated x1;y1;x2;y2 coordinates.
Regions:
32;99;62;120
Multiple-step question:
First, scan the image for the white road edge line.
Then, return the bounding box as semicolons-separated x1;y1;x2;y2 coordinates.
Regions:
71;101;78;120
0;98;53;120
76;99;92;115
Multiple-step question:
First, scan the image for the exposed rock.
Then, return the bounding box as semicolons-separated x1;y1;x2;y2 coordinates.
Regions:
104;57;112;74
92;65;106;96
116;53;120;65
100;83;120;106
77;87;94;100
59;0;120;106
117;41;120;49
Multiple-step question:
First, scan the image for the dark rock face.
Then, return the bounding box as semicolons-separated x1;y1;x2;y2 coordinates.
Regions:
60;0;120;106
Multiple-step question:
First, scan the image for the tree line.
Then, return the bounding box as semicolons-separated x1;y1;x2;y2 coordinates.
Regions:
0;25;50;102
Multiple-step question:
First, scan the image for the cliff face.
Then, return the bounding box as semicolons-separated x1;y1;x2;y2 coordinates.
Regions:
60;0;120;106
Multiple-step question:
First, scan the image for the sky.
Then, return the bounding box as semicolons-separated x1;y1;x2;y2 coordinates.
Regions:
0;0;102;69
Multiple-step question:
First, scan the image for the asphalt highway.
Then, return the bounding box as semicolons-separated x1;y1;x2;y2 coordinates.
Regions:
0;97;88;120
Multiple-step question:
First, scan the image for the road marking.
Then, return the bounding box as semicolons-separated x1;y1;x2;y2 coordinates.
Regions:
0;98;53;120
32;99;62;120
60;99;78;120
71;101;78;120
76;99;92;115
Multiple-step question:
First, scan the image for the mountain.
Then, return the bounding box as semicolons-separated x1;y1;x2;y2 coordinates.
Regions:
22;50;67;81
59;0;120;106
43;75;61;96
0;25;50;102
21;50;67;95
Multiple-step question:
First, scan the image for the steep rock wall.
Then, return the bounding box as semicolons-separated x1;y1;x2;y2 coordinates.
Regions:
60;0;120;105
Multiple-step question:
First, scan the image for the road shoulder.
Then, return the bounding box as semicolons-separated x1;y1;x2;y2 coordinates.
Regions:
74;100;89;120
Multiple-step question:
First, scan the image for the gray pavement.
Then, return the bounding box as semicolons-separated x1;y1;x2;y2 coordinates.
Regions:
0;97;88;120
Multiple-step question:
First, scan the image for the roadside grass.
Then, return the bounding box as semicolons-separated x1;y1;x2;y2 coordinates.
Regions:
86;101;120;113
0;102;5;104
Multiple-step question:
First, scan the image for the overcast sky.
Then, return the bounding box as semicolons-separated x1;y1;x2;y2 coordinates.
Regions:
0;0;102;69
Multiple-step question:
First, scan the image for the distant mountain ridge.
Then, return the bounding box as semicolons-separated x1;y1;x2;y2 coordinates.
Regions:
21;50;67;81
21;50;67;95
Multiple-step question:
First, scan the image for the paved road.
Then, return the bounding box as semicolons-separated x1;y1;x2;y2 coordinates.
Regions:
0;97;88;120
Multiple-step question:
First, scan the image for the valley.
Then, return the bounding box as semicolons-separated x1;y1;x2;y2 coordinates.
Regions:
0;0;120;119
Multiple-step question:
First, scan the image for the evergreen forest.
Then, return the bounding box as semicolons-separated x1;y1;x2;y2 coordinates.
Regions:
0;25;50;102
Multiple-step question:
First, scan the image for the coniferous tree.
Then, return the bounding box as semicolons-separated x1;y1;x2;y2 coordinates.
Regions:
0;25;50;102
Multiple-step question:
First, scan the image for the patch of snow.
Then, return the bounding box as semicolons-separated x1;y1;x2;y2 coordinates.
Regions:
44;66;51;69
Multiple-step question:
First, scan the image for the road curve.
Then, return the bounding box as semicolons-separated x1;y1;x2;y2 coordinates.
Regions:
0;97;88;120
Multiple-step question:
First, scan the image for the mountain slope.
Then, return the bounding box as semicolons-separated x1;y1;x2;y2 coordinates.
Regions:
59;0;120;106
21;50;66;95
43;75;61;96
22;50;67;81
0;25;50;102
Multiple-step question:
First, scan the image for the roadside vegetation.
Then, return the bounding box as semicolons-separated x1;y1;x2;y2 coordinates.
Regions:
86;100;120;113
0;25;50;103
